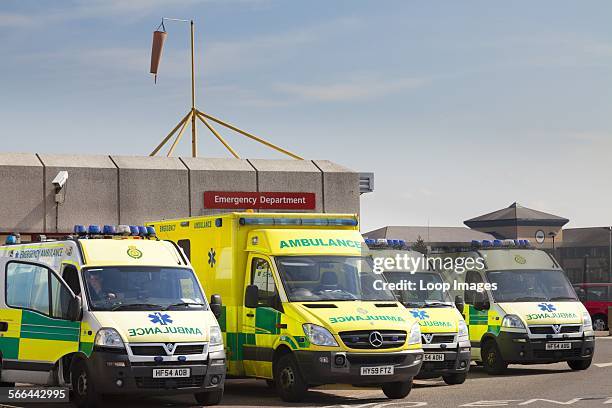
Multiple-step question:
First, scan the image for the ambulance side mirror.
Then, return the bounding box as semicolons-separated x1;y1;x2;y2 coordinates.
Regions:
245;285;259;309
454;296;465;312
473;291;490;311
210;294;222;319
67;296;82;321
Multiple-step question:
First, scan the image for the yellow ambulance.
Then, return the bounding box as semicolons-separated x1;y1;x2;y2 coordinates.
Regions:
435;239;595;374
365;239;471;384
148;213;424;402
0;225;225;407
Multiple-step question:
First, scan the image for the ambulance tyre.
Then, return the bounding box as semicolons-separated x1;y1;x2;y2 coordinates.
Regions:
71;360;100;408
482;340;507;375
442;373;467;385
567;359;592;371
194;389;223;406
274;353;308;402
382;379;413;399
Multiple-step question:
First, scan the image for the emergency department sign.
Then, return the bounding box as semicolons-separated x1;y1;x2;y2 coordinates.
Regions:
203;191;315;210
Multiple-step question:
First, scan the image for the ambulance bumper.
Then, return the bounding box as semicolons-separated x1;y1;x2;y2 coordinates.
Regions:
86;348;226;395
416;348;471;379
497;332;595;363
295;349;423;386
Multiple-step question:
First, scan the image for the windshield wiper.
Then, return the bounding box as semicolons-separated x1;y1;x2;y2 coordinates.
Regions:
424;301;452;307
548;296;577;301
165;302;207;310
402;301;426;308
111;303;163;311
510;296;547;302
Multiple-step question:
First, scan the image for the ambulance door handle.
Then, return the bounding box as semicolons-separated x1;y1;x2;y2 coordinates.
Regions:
0;322;8;332
246;313;255;318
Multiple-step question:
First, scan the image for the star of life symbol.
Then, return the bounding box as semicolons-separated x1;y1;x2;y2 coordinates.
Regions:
410;309;429;320
148;312;173;326
538;303;556;312
208;248;216;267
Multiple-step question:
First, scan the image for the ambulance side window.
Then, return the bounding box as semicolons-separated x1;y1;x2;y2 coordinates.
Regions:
6;263;50;315
251;258;278;307
464;271;484;304
177;240;191;261
62;265;81;296
50;274;74;320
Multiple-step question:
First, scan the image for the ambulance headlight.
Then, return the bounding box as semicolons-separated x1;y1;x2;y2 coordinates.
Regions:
94;328;125;349
458;320;469;340
408;322;421;345
502;314;525;330
210;326;223;346
303;324;338;347
582;312;592;330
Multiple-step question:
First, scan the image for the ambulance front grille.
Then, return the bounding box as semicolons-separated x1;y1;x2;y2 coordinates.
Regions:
130;344;206;356
528;325;581;335
339;330;406;349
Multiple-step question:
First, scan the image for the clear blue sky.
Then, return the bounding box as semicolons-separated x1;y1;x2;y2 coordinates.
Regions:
1;1;611;232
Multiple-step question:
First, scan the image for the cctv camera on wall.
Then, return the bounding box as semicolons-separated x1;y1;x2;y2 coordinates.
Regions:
52;171;69;189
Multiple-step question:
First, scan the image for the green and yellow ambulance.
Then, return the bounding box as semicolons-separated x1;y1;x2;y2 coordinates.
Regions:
0;225;225;407
365;239;471;384
148;213;424;402
435;239;595;374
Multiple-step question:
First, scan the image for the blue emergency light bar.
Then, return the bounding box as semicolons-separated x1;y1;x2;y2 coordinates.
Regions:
364;238;408;249
472;239;531;248
238;217;358;227
72;224;156;238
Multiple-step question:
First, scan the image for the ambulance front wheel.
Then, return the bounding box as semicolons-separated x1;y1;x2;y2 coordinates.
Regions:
194;389;223;406
442;373;467;385
381;378;413;399
274;353;308;402
567;358;592;371
482;340;508;375
71;360;101;408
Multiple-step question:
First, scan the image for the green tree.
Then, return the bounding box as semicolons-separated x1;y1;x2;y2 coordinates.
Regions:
412;235;428;255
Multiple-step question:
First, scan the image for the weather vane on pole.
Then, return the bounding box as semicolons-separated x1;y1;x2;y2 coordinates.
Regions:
149;18;303;159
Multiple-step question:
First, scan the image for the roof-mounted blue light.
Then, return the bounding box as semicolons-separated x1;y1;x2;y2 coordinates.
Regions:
493;239;502;247
88;225;101;235
364;238;375;245
239;217;358;227
138;226;147;236
482;240;492;248
103;225;116;235
146;226;156;236
471;240;481;247
129;226;139;236
74;225;86;235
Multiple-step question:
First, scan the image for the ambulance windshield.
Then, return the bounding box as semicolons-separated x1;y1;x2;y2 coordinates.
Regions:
486;269;578;303
276;256;396;302
83;266;207;311
383;272;453;307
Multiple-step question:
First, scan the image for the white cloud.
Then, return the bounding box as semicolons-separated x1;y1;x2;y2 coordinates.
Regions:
275;74;429;102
